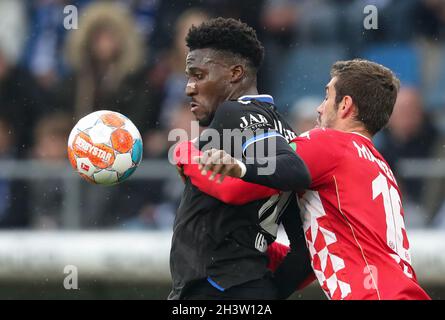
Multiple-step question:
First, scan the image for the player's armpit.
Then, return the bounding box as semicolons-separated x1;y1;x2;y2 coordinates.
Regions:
175;140;278;205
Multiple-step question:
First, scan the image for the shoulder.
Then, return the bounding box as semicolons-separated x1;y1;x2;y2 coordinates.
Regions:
291;128;349;161
295;128;342;143
217;100;242;112
213;100;273;131
212;101;243;123
215;100;265;116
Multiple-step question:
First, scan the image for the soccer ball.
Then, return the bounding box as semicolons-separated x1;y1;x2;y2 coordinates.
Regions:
67;110;143;185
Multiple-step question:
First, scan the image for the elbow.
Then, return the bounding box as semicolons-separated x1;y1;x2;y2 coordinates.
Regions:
279;158;311;191
277;181;298;192
303;166;312;189
291;157;311;191
299;165;311;191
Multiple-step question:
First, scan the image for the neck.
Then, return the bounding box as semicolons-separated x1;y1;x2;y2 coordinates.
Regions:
227;80;258;100
340;123;372;140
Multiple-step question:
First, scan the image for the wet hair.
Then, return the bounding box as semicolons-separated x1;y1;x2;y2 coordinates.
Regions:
331;59;400;135
186;17;264;71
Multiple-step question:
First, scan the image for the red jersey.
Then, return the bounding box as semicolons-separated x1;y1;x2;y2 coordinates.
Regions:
291;128;430;300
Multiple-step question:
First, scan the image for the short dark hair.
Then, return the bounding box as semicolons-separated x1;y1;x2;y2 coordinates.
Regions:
331;59;400;135
186;17;264;71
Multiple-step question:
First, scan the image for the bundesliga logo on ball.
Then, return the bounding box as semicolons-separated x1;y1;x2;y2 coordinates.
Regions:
67;110;143;185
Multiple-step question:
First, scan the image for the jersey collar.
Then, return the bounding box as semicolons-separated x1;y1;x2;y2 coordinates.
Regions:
351;131;372;142
237;94;274;104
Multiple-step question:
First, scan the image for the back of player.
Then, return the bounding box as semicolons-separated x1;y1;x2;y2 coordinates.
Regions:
294;128;430;299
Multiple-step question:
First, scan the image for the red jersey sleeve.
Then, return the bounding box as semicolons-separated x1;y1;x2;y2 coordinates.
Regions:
174;141;278;205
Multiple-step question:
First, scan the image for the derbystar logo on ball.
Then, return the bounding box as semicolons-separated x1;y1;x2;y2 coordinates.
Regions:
67;110;143;185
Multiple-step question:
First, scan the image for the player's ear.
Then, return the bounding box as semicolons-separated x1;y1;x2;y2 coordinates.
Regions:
229;65;245;83
339;95;355;119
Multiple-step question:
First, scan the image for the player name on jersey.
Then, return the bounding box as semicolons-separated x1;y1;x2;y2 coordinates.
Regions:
352;141;396;184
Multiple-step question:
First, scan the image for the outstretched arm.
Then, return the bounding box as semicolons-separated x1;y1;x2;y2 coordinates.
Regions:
174;141;278;205
194;100;311;192
195;137;311;192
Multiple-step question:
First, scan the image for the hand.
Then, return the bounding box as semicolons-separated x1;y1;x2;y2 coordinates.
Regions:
194;148;242;183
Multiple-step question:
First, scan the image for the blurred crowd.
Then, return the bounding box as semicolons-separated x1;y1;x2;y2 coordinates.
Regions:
0;0;445;230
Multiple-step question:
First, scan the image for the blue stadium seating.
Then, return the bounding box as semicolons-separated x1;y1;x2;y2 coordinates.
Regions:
421;44;445;111
362;43;421;88
271;45;347;111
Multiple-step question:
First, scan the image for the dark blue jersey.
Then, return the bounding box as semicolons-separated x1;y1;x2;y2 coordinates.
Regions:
169;95;311;299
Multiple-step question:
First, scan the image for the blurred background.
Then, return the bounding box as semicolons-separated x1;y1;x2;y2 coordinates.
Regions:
0;0;444;299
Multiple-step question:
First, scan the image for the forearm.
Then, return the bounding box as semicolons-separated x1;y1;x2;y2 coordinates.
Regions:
183;163;278;204
175;140;278;204
242;148;311;191
195;136;311;192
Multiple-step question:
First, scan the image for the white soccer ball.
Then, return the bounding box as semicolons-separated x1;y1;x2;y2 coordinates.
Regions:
67;110;143;185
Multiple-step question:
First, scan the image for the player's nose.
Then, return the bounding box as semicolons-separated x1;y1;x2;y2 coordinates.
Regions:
185;80;197;96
